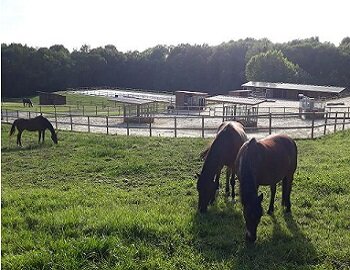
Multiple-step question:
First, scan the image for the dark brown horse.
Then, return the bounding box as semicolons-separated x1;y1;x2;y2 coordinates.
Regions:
22;98;33;107
235;134;297;242
197;121;248;213
10;115;58;146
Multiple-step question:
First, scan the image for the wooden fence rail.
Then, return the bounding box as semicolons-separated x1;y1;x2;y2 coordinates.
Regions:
2;109;350;140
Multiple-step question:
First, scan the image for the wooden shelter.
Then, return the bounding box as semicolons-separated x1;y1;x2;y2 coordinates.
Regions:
109;96;157;123
175;91;208;110
38;92;66;105
242;81;347;100
206;95;266;127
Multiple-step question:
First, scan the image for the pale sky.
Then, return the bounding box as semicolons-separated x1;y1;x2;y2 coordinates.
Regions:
1;0;349;52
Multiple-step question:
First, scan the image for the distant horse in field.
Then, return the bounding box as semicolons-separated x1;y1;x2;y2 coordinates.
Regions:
22;98;33;107
196;121;248;213
10;115;58;146
235;134;297;242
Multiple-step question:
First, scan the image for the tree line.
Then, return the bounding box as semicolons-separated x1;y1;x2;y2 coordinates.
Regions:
2;37;350;98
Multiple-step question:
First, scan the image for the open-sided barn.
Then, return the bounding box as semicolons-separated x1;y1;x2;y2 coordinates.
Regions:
242;81;348;100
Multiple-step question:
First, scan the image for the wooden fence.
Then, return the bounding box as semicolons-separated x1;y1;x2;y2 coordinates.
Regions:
2;108;350;140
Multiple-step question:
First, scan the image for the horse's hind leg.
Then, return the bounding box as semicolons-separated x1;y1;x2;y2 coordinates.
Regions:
282;175;293;213
228;168;236;202
267;184;276;215
225;167;231;196
38;131;42;143
17;131;22;147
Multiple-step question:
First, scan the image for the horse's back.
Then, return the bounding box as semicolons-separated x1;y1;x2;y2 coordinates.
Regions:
214;121;248;166
258;135;297;183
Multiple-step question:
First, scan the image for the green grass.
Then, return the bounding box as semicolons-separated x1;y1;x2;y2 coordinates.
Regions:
1;124;350;270
1;92;125;116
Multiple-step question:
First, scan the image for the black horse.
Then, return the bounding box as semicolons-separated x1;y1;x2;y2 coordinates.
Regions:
10;115;58;146
196;122;248;213
235;134;297;242
22;98;33;107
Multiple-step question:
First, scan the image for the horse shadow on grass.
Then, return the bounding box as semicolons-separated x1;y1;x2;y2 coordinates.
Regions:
234;212;318;269
192;201;318;269
1;143;53;153
191;199;246;262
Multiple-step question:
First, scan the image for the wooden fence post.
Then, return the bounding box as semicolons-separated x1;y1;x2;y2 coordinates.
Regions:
324;112;328;135
70;114;73;131
149;121;152;137
87;116;90;132
342;112;346;131
106;116;109;135
95;106;98;116
54;106;58;129
269;113;272;135
334;112;338;133
28;111;31;119
202;116;205;138
127;121;130;136
174;117;177;138
17;110;19;118
311;113;315;139
83;105;85;116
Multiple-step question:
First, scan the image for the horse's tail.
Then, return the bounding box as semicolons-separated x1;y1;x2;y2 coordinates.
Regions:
10;120;17;136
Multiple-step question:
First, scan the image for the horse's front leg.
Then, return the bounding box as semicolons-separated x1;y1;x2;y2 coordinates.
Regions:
38;131;42;144
267;184;277;215
209;167;222;205
42;130;45;142
225;167;231;196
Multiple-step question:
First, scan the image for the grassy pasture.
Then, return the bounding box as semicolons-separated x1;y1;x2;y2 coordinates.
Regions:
1;92;125;116
1;124;350;270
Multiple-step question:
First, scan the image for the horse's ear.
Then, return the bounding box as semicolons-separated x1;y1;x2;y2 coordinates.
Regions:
258;193;263;202
248;138;257;145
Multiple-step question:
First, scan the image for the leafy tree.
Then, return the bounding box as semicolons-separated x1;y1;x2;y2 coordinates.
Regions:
245;50;309;83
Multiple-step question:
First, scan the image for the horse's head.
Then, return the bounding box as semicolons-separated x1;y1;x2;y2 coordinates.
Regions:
243;193;263;243
196;173;217;213
51;131;58;144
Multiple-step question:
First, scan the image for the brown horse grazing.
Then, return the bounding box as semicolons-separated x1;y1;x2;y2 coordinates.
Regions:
235;134;297;242
197;121;248;213
10;115;58;146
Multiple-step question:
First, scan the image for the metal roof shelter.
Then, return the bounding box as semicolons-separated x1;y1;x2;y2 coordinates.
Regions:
242;81;347;100
109;96;155;105
206;95;266;127
175;90;208;110
109;96;156;123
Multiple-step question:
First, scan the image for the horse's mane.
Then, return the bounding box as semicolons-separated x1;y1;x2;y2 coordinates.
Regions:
237;138;259;204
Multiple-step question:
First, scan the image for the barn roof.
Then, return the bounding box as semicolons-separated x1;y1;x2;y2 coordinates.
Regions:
109;96;155;105
175;90;209;96
206;95;266;106
242;81;346;93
